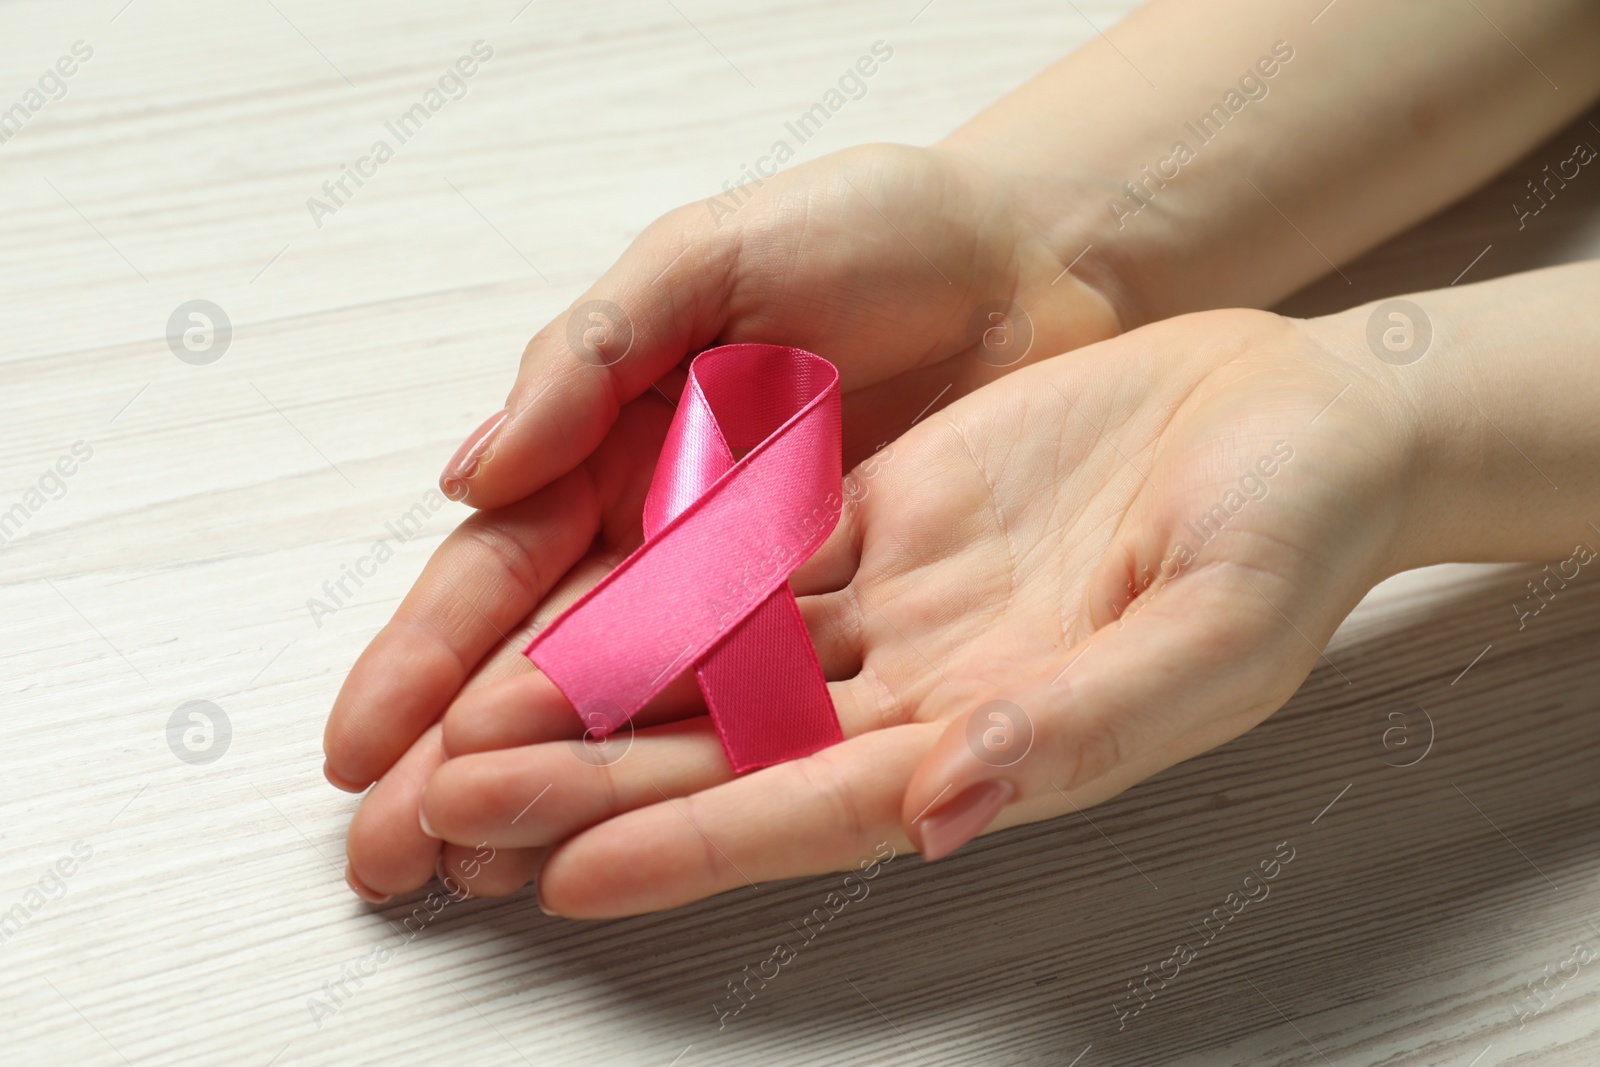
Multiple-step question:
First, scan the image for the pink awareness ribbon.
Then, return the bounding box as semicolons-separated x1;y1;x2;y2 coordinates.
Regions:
523;343;846;772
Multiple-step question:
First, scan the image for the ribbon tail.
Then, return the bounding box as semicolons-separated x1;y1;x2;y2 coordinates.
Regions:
696;583;842;773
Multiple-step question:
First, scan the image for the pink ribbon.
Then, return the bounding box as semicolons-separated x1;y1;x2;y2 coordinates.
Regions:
524;343;845;772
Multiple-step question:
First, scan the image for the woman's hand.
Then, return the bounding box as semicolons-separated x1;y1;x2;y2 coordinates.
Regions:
404;306;1420;915
321;142;1124;900
443;141;1121;512
320;0;1600;903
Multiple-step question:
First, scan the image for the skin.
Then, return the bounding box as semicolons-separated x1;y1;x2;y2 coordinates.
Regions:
324;0;1600;906
942;0;1600;325
341;258;1600;913
425;304;1402;915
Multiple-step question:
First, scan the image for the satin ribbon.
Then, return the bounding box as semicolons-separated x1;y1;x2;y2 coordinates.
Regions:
524;343;845;772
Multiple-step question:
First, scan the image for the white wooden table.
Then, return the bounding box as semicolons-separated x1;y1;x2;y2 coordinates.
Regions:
4;1;1598;1064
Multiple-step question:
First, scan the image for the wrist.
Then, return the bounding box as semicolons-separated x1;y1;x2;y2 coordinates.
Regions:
917;141;1130;360
930;14;1316;331
1298;307;1441;578
933;135;1160;337
1305;264;1600;573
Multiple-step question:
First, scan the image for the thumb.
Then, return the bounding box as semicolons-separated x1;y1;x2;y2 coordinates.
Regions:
901;563;1328;860
440;204;738;509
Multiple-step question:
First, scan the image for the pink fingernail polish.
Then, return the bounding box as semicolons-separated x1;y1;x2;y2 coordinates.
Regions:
345;865;392;905
915;780;1014;861
440;408;508;501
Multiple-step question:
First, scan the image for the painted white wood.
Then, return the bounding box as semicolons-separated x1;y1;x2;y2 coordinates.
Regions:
2;1;1597;1064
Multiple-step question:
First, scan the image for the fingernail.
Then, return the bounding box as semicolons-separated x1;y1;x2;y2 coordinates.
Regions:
323;759;366;793
419;806;440;839
436;856;471;899
345;865;392;905
535;882;557;917
440;408;508;501
914;780;1014;861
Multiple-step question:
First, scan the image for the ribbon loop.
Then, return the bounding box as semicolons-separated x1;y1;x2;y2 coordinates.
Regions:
524;344;845;771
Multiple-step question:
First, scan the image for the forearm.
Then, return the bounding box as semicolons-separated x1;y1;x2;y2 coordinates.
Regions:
940;0;1600;329
1311;259;1600;571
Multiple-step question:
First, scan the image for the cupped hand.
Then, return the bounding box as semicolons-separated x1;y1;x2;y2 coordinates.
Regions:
322;142;1124;899
363;307;1417;914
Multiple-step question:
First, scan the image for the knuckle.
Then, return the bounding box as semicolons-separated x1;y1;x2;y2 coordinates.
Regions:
454;520;547;611
676;793;731;888
798;751;872;854
1060;712;1126;790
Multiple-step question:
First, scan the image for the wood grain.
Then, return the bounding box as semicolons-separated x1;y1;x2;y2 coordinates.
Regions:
2;1;1598;1064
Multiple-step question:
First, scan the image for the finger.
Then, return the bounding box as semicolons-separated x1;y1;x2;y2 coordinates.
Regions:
442;671;584;757
426;663;910;852
440;667;705;757
423;717;731;850
441;588;873;758
901;562;1324;861
536;724;940;918
440;505;874;761
437;841;545;900
445;537;643;708
345;725;446;900
324;397;671;790
441;206;739;509
321;474;596;790
436;525;754;759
